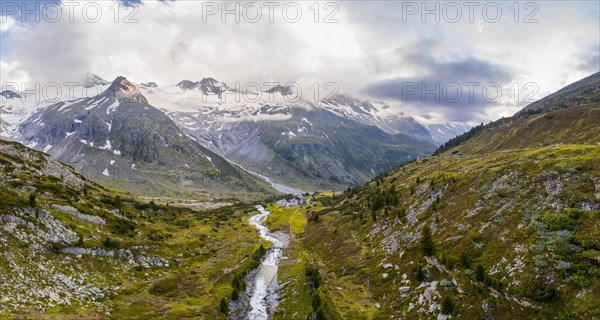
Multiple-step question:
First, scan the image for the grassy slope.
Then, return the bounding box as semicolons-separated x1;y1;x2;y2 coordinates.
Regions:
265;204;308;235
0;140;271;319
264;204;344;320
277;104;600;319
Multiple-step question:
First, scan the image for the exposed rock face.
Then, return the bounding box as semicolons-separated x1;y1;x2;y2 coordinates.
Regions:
51;204;106;226
176;78;229;96
265;85;293;96
141;82;158;88
104;76;148;104
0;140;173;314
0;90;22;99
168;106;436;189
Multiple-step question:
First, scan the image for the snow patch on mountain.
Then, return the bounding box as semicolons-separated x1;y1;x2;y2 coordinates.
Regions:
106;100;120;115
425;122;473;146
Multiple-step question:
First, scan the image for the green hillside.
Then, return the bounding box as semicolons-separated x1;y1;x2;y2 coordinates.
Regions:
273;101;600;317
0;139;272;319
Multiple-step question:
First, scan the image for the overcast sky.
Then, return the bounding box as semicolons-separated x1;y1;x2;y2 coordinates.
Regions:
1;0;598;123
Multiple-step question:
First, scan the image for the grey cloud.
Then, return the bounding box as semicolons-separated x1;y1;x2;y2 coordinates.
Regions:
576;44;600;72
362;44;516;122
13;9;90;84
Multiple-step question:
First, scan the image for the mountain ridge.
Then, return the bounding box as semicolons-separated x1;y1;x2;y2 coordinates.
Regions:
435;71;600;155
276;72;600;319
16;76;276;200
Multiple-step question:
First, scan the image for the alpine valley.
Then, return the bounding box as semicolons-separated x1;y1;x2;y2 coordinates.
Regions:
0;71;598;320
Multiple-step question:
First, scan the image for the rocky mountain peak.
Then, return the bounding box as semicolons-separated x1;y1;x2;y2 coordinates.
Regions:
177;80;199;90
199;77;227;95
104;76;148;104
176;78;228;96
141;82;158;88
81;73;109;88
265;85;293;96
0;90;22;100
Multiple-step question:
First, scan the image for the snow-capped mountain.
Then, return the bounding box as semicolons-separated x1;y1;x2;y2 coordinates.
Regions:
0;90;22;100
138;79;443;189
3;73;469;191
12;76;274;199
425;122;473;146
0;91;49;139
79;72;111;88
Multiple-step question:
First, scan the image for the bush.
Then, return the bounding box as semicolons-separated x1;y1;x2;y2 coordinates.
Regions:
560;310;580;320
101;236;118;249
542;212;578;231
459;252;471;269
109;218;136;236
231;287;240;301
525;278;557;302
29;194;36;207
441;296;454;315
475;265;485;282
219;297;229;315
231;274;245;300
420;224;435;256
571;270;592;288
306;266;322;289
415;267;425;282
312;293;322;311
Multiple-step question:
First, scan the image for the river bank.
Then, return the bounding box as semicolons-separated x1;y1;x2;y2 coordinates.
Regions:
230;205;291;320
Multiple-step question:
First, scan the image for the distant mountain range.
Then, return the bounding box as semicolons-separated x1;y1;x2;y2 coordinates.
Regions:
138;77;469;189
2;77;274;200
0;74;471;194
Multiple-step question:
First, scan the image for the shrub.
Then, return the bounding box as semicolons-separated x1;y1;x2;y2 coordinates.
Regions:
109;218;136;236
231;274;246;300
101;236;118;249
441;296;454;315
29;194;36;207
459;252;471;269
415;267;425;282
312;293;322;311
231;287;240;301
560;310;580;320
315;308;326;320
219;297;229;315
306;266;322;289
525;278;557;302
571;270;591;288
420;224;435;256
475;265;485;282
542;212;578;231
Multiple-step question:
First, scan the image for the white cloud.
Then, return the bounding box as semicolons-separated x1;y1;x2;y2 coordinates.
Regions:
0;15;25;33
2;0;599;123
0;60;30;85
